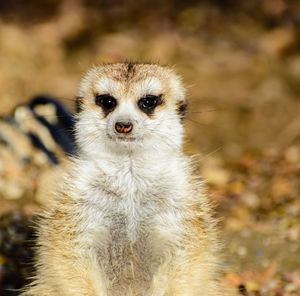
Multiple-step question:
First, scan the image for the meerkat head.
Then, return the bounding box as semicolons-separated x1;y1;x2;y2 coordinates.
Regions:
75;63;187;156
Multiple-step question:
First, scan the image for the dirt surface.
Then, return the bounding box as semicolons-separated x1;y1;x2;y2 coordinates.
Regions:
0;1;300;295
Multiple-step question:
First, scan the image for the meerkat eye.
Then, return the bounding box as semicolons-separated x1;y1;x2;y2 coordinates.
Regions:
138;95;162;114
95;94;117;113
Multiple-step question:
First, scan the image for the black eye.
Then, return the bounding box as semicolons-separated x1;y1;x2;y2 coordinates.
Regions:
95;94;117;114
138;95;162;114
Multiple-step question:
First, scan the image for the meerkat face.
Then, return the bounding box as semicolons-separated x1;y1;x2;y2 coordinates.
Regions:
75;63;187;155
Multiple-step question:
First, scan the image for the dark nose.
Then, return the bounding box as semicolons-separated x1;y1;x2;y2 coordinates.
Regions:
115;121;133;134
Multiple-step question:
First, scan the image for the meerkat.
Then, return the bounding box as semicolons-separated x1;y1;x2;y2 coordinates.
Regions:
22;63;230;296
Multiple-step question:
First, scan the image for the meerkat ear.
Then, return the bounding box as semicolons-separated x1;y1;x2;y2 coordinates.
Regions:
176;100;189;121
76;96;84;113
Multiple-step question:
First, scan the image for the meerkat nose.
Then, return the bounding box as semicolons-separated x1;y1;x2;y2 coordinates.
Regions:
115;121;133;134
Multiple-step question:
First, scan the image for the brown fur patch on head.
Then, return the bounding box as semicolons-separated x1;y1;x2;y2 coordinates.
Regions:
91;63;174;85
176;100;188;121
76;96;84;113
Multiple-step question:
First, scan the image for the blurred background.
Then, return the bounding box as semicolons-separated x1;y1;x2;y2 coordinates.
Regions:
0;0;300;295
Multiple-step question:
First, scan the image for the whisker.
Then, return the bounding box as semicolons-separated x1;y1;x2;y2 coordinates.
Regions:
185;118;210;126
187;109;219;114
55;96;77;103
198;146;223;162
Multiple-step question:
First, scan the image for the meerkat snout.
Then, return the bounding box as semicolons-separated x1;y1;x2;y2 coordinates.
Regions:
115;121;133;134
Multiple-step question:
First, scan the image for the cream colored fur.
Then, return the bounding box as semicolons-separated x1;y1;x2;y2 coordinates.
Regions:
22;63;232;296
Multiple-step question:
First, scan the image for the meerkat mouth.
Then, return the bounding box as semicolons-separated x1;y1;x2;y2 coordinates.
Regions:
107;133;138;142
116;136;136;142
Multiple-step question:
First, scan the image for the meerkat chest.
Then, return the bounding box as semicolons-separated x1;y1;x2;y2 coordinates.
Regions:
73;158;185;294
79;174;183;295
100;210;161;295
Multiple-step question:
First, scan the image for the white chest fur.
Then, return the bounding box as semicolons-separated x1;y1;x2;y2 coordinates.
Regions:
68;151;188;295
